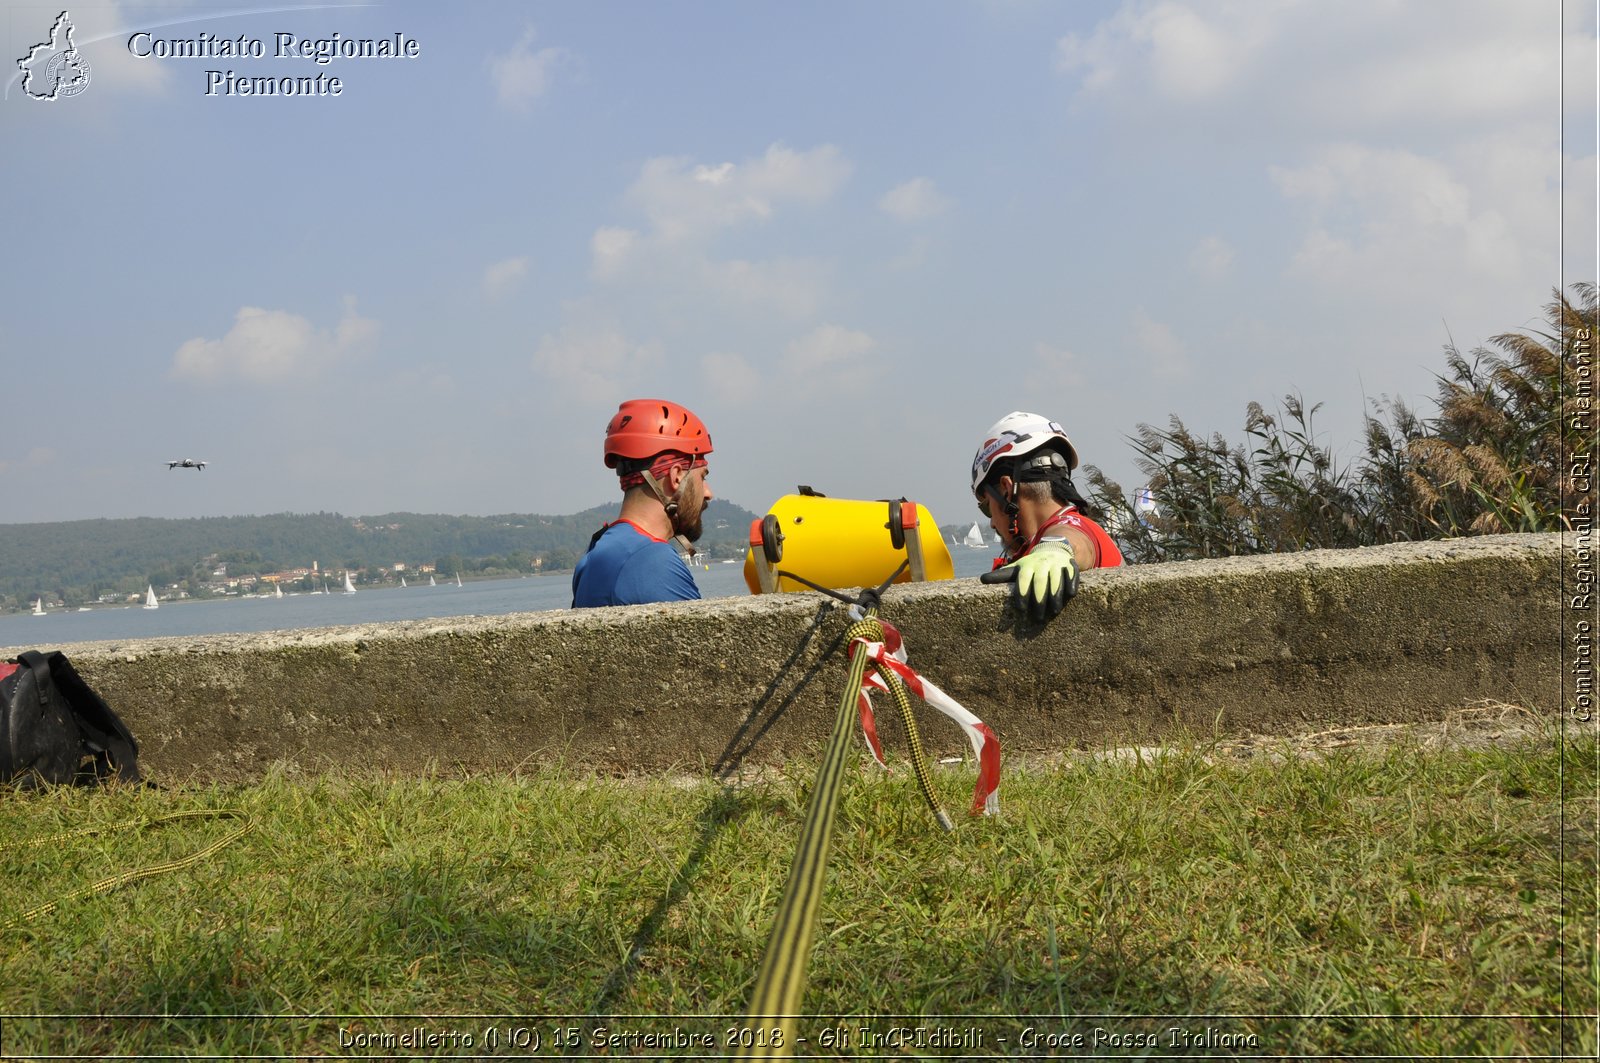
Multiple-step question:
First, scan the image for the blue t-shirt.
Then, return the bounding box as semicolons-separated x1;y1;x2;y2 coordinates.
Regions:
571;520;702;608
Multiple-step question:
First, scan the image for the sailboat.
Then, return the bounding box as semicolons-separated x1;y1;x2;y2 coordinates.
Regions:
31;597;44;616
274;583;284;599
343;572;357;595
429;574;437;587
399;576;407;588
963;522;987;548
144;584;160;610
455;572;463;588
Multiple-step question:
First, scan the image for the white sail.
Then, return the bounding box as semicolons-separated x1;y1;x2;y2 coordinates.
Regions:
343;572;357;594
144;584;159;609
31;597;44;616
963;522;987;548
456;573;463;587
274;583;284;599
429;574;437;587
399;576;406;588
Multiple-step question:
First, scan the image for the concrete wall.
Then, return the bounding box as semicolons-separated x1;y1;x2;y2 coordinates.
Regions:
11;533;1564;784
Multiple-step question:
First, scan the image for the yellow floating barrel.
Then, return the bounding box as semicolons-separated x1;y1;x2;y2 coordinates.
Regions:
744;493;954;594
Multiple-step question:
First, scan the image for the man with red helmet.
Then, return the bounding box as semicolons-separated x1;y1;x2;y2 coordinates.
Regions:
972;412;1122;620
572;399;716;608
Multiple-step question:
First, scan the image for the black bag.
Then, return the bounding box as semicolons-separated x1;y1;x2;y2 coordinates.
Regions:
0;650;141;788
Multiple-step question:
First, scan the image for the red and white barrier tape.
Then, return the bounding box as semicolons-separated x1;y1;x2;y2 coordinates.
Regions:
848;615;1000;816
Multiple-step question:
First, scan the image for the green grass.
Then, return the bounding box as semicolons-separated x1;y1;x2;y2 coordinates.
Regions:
0;732;1593;1059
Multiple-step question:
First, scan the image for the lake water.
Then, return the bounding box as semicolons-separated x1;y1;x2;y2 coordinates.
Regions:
1;548;1001;650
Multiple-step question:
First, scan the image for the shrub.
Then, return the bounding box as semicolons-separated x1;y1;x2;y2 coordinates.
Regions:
1087;283;1597;561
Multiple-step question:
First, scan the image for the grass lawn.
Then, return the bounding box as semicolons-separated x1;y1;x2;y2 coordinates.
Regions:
0;726;1593;1059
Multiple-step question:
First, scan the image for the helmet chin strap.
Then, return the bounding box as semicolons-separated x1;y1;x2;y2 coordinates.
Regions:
989;479;1022;558
641;468;695;554
640;468;680;517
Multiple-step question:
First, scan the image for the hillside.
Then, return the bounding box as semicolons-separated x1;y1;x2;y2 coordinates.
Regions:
0;502;761;611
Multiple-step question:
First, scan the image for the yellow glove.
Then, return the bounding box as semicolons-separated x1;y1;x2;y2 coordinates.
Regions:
981;538;1079;620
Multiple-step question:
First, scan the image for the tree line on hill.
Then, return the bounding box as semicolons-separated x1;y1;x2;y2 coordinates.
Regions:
0;502;760;612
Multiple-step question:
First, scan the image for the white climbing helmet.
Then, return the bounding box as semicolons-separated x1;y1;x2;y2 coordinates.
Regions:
969;412;1079;495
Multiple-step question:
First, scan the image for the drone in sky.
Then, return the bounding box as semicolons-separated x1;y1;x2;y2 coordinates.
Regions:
166;459;207;470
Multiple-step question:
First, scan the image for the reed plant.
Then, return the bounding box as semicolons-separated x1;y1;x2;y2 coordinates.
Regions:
1087;283;1597;561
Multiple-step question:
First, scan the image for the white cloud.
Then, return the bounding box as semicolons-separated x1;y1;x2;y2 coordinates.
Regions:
483;256;529;298
700;351;763;405
1055;0;1280;102
1030;342;1089;396
84;4;171;95
1566;153;1599;280
392;367;457;395
623;142;852;242
1273;145;1469;225
697;325;877;404
1270;142;1529;286
886;235;936;272
170;298;378;384
557;144;857;400
1189;236;1234;280
706;325;881;405
531;322;664;403
697;257;828;318
1131;2;1247;99
787;323;875;376
588;235;828;317
1131;309;1188;378
1055;0;1579;133
590;227;639;280
1333;38;1551;129
587;144;848;317
1054;1;1582;330
879;177;953;222
487;26;566;110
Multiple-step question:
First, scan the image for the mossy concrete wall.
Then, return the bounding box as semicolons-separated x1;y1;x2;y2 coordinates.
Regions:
6;534;1564;784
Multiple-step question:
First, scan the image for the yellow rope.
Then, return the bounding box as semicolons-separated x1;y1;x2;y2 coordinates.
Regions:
738;612;952;1055
0;808;255;931
737;609;877;1055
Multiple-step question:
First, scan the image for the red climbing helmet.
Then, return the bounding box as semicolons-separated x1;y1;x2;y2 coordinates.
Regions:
603;399;713;468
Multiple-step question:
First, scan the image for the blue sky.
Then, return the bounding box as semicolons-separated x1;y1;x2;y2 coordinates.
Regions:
3;0;1595;527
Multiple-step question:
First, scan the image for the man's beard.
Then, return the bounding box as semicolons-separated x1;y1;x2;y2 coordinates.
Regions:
675;494;707;543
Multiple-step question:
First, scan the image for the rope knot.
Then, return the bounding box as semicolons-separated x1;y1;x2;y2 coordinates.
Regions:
843;617;885;650
845;615;1001;819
